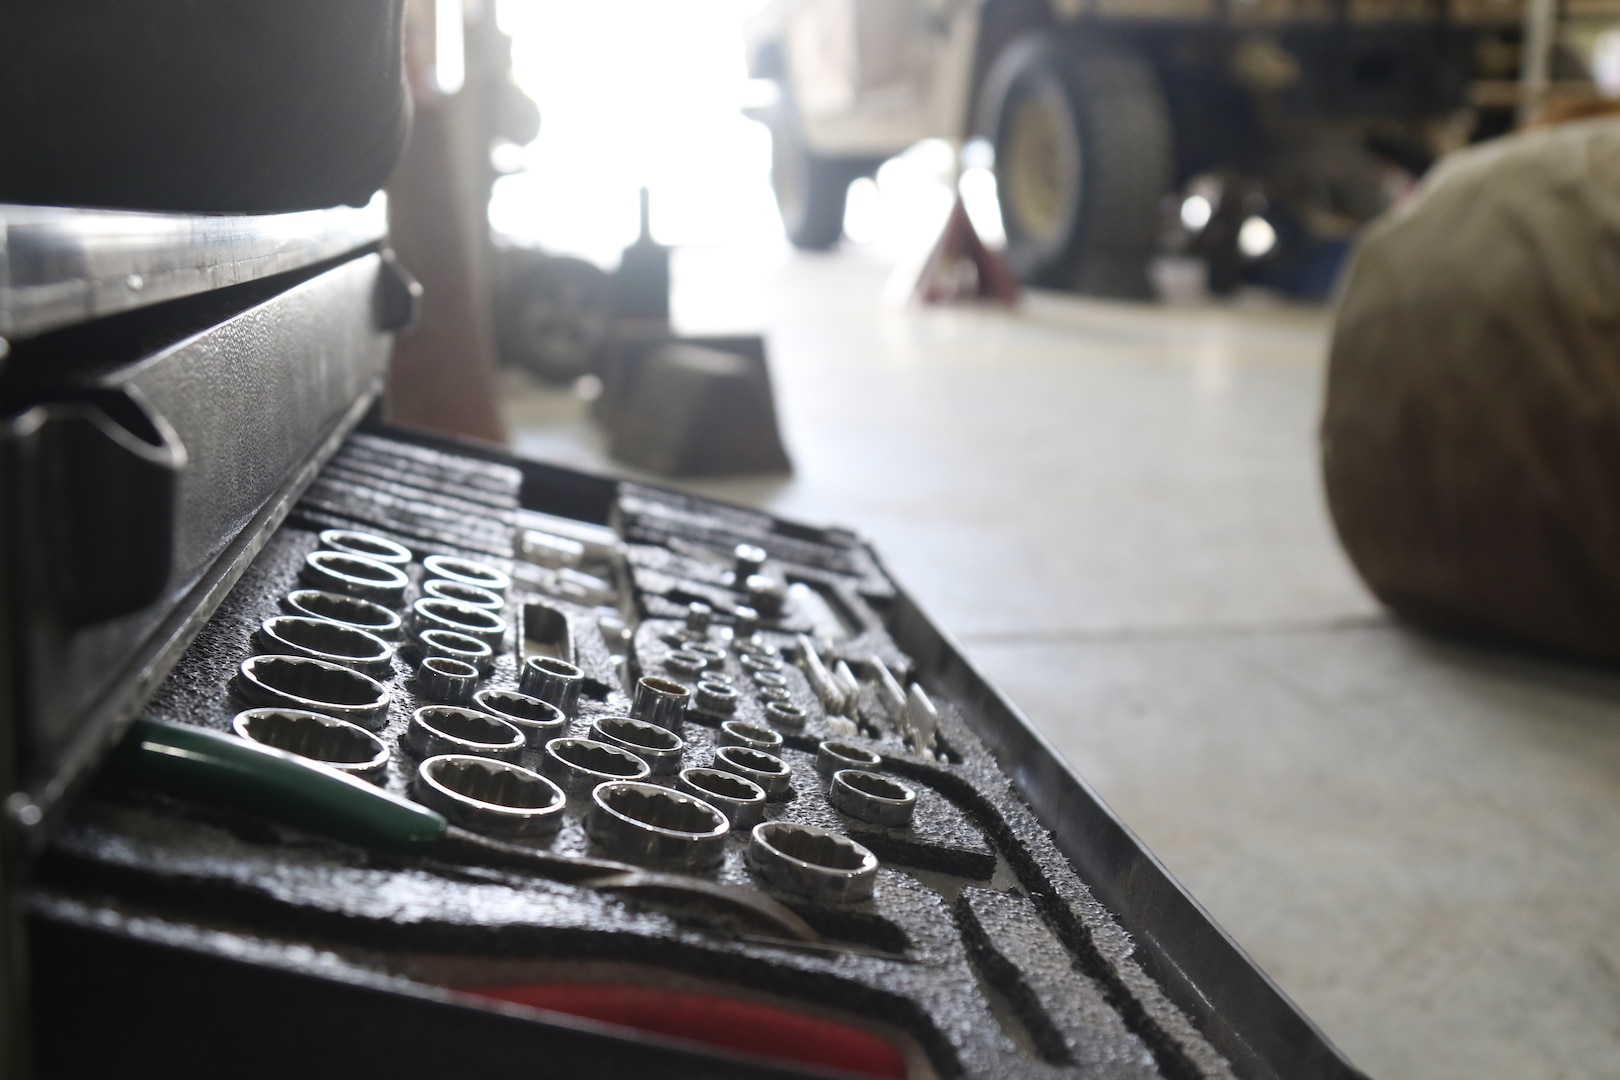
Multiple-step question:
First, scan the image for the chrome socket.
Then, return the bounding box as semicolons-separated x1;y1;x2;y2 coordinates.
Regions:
232;708;389;781
317;529;413;566
662;650;709;678
712;744;792;800
815;739;882;778
747;822;879;904
693;680;739;716
406;706;525;762
757;685;792;705
752;670;789;689
422;554;511;595
416;628;494;675
412;597;507;649
235;655;391;730
631;676;690;731
733;542;767;580
300;550;409;606
422;578;504;611
677;767;767;831
586;781;729;871
828;770;916;828
731;605;760;639
717;719;784;754
683;642;728;670
472;688;566;756
743;575;785;617
255;615;393;676
763;701;806;729
518;656;584;717
685;601;713;636
736;638;779;658
414;755;566;839
739;652;784;675
540;737;651;794
417;656;479;705
590;715;685;775
284;589;404;639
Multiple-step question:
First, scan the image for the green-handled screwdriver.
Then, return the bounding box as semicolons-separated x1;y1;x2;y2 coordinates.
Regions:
104;717;819;943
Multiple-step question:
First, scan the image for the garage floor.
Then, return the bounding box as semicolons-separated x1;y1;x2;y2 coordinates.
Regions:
500;245;1620;1080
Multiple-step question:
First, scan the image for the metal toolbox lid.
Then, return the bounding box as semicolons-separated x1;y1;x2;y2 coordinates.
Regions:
0;195;387;344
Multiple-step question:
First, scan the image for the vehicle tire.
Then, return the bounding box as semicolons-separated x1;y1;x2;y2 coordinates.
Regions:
769;99;870;250
495;251;612;384
977;36;1172;299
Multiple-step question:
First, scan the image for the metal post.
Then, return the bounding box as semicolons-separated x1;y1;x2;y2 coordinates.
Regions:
1520;0;1559;121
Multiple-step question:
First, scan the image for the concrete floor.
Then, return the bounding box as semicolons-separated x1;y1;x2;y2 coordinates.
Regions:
500;246;1620;1080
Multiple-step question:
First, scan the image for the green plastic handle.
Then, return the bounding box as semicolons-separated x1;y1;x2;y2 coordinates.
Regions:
106;717;447;855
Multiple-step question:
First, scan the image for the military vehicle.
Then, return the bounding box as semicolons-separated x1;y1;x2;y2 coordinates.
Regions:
745;0;1532;296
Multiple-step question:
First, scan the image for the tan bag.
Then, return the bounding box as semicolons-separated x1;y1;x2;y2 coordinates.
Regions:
1323;118;1620;662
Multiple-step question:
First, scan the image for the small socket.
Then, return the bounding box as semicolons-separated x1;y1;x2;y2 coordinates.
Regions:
423;554;511;595
318;529;413;566
683;642;728;670
740;652;784;675
518;655;584;716
472;688;566;753
815;740;883;778
284;589;404;638
417;656;479;705
693;680;739;715
416;628;494;675
763;701;807;729
232;708;389;781
712;744;792;800
234;655;391;729
747;822;879;904
300;550;409;605
406;706;525;762
632;676;690;731
663;650;709;678
412;598;507;650
731;605;760;638
828;769;916;828
717;719;784;754
586;781;729;871
590;715;685;775
734;543;768;579
541;737;651;794
422;578;504;611
256;615;393;675
677;766;767;831
414;755;565;838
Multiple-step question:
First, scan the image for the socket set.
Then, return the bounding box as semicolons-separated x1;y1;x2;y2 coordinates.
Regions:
6;202;1357;1080
29;430;1272;1080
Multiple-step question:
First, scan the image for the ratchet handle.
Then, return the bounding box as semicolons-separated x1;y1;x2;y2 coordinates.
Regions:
106;717;447;855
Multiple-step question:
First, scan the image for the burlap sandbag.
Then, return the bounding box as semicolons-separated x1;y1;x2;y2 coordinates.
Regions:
1323;118;1620;662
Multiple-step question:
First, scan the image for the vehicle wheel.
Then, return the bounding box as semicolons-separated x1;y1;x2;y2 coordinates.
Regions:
495;251;612;384
978;36;1172;299
769;99;869;250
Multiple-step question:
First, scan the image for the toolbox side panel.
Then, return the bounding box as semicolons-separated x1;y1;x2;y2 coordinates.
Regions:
3;253;390;827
